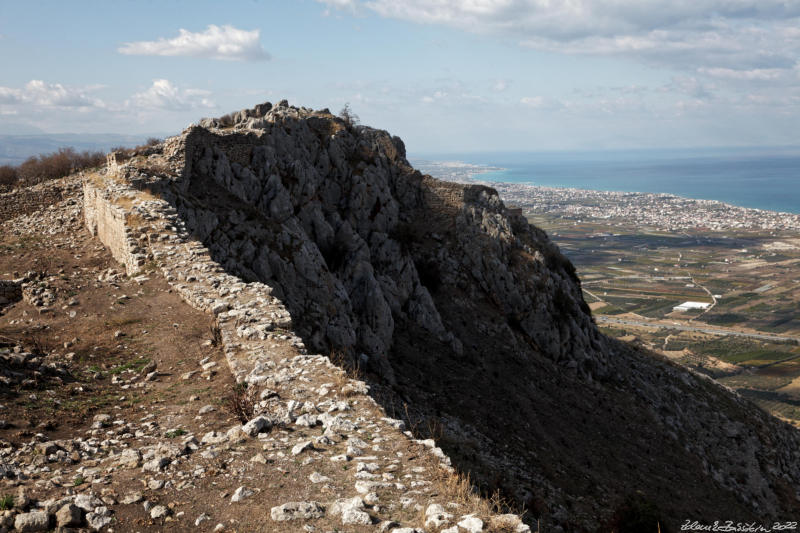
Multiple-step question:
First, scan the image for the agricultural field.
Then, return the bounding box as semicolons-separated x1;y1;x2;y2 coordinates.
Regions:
526;213;800;426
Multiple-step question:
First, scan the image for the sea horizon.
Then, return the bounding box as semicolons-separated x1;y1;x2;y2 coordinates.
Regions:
411;146;800;215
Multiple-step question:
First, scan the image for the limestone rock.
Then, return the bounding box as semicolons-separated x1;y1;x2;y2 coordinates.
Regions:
241;415;272;436
13;511;49;532
270;501;325;521
74;493;103;512
231;486;254;503
150;505;170;519
291;440;313;456
115;448;141;468
86;507;112;531
331;497;372;526
55;503;82;527
425;504;453;529
457;514;484;533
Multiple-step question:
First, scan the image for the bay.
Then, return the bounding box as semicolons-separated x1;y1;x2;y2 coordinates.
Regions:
415;148;800;215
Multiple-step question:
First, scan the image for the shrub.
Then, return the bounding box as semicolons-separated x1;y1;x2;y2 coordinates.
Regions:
218;112;236;128
0;494;13;511
226;383;257;423
339;103;360;128
0;165;18;190
12;147;105;186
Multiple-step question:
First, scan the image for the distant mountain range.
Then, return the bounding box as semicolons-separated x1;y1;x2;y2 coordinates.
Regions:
0;133;166;166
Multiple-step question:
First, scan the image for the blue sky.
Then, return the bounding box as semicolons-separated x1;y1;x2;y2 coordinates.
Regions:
1;0;799;153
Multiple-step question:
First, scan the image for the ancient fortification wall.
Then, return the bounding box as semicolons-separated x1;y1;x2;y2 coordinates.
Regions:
0;179;78;224
82;169;531;533
82;180;148;276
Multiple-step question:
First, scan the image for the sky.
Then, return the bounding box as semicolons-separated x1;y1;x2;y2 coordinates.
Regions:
0;0;799;154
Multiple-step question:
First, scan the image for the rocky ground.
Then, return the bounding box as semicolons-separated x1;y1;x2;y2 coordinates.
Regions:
0;179;527;532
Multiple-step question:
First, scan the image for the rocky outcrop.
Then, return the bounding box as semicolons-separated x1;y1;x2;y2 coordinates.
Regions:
85;100;800;531
151;103;603;387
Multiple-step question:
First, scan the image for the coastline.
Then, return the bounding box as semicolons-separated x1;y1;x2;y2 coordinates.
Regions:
411;159;800;233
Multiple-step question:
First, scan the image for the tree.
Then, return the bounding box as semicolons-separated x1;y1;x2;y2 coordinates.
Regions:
339;102;360;128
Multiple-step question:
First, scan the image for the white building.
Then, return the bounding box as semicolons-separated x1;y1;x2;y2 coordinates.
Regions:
673;301;711;312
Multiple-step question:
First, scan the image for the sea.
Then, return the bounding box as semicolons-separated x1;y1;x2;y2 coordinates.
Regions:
416;147;800;215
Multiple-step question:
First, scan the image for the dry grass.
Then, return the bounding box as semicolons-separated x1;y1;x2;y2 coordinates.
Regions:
226;382;257;423
125;212;148;229
112;196;136;209
329;349;364;395
85;172;106;188
141;160;173;176
416;439;528;532
133;188;160;202
210;325;222;347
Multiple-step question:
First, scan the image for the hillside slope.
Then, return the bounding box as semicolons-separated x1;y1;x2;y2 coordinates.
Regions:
119;101;800;531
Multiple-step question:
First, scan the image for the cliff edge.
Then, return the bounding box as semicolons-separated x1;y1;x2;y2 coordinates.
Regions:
89;100;800;531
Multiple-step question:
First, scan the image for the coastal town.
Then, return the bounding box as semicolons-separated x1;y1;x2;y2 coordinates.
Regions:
413;160;800;233
415;158;800;427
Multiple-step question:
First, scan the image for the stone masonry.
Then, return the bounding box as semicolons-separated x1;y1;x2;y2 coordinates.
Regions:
82;169;531;532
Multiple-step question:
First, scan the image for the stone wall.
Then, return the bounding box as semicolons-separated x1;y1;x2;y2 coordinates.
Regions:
0;179;78;224
82;166;530;532
83;179;148;276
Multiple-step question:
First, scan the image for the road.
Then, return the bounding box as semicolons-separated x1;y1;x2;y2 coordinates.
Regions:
595;315;800;345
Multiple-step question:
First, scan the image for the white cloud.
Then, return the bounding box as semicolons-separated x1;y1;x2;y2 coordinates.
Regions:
520;96;544;107
317;1;800;72
318;0;359;13
698;67;785;81
0;80;104;108
421;90;448;104
119;25;270;61
128;79;215;111
493;79;509;92
665;76;714;99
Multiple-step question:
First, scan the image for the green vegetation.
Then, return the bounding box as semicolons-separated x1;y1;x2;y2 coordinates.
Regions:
165;428;187;438
0;494;13;510
704;313;747;325
528;210;800;425
109;357;150;375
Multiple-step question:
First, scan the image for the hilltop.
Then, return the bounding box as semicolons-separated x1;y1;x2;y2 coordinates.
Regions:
1;100;799;532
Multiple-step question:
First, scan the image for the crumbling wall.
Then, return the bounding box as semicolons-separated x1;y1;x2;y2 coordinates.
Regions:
0;180;78;224
83;179;147;276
